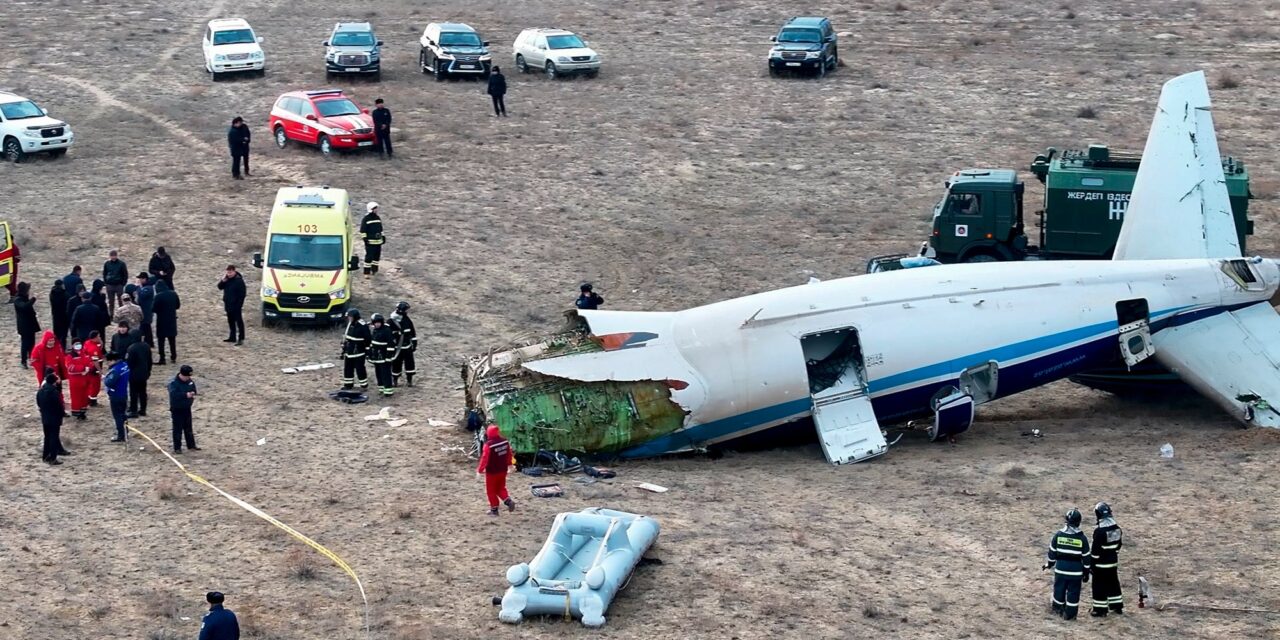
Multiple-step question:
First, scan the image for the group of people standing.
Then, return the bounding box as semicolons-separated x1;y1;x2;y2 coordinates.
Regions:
1044;503;1125;620
339;302;417;397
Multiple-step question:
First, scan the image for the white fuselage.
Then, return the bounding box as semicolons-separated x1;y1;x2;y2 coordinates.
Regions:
609;258;1277;456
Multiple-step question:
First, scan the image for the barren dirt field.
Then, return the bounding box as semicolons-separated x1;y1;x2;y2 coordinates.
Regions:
3;0;1280;638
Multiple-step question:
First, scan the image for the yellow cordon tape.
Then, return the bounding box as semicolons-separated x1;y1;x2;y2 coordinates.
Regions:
126;424;370;637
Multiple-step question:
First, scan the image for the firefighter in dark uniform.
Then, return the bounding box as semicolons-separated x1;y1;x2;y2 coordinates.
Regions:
368;313;396;397
389;301;417;387
340;308;370;390
359;202;384;276
1043;507;1091;620
1090;502;1124;616
575;283;604;310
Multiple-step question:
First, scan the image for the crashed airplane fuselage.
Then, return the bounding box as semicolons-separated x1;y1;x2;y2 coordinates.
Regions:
465;71;1280;464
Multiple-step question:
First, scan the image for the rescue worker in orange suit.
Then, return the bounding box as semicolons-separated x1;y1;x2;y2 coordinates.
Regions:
476;424;516;517
1090;502;1124;616
367;313;396;397
340;308;370;390
82;330;105;405
29;330;67;386
1043;507;1091;620
65;341;94;420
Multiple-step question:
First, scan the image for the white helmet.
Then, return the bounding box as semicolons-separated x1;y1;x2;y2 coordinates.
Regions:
366;201;379;213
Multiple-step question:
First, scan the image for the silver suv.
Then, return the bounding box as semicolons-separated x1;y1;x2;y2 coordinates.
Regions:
512;28;601;79
325;22;382;79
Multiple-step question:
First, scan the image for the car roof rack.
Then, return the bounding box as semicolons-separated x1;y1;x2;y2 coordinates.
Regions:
304;89;345;97
284;193;336;207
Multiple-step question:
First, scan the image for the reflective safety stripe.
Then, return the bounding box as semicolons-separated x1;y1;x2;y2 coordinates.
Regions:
347;351;365;358
1053;548;1083;555
371;340;387;346
344;334;366;342
1065;601;1079;607
1051;598;1063;605
1109;597;1124;603
1100;544;1120;550
365;239;384;245
1093;563;1117;568
1054;569;1083;576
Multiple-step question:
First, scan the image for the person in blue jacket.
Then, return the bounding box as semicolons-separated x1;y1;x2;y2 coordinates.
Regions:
198;591;239;640
103;351;130;442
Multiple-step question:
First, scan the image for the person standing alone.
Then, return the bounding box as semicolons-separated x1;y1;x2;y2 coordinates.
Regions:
37;370;69;465
372;98;393;157
487;66;507;116
14;282;39;368
102;250;128;316
198;591;239;640
359;202;384;276
228;116;251;179
476;424;516;516
217;264;246;345
168;364;200;453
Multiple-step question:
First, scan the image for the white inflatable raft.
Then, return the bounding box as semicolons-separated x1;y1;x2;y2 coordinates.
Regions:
499;507;660;627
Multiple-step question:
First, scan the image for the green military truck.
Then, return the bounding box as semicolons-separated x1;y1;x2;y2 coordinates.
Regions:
926;144;1253;263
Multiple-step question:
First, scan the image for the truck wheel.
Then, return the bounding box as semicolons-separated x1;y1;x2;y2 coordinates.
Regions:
318;135;332;156
516;54;528;73
3;137;25;163
274;126;288;149
963;252;999;263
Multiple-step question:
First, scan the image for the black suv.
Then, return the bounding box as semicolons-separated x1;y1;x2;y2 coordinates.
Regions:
768;17;838;77
324;22;382;79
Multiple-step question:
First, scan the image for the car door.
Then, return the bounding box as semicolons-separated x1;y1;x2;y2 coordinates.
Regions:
0;221;14;293
202;27;212;66
532;34;548;66
294;98;320;144
279;97;303;142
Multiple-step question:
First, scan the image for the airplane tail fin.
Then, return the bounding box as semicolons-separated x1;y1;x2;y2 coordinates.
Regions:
1112;70;1240;260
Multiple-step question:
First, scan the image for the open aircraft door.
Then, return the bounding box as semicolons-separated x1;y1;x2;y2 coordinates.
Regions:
0;222;14;294
1116;298;1155;368
802;328;888;464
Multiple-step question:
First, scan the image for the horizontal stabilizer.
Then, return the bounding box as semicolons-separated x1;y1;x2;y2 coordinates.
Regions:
1113;70;1240;260
1154;303;1280;427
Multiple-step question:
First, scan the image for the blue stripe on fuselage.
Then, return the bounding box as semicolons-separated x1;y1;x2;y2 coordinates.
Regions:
618;303;1230;458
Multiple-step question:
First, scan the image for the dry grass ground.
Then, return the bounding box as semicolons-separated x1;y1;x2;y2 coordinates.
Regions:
2;0;1279;638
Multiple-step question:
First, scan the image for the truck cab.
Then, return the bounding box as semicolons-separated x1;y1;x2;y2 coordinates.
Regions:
252;187;359;326
928;169;1025;263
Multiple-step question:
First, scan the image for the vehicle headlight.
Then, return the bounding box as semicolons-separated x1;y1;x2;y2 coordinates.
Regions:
805;50;821;59
22;130;39;138
769;48;782;57
331;128;351;135
252;51;263;60
262;285;278;298
479;54;492;61
329;288;347;300
557;56;570;63
214;54;227;62
438;53;454;60
370;50;379;59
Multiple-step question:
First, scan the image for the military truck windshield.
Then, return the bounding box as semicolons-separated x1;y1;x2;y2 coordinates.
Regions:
778;28;821;43
268;234;344;270
547;34;586;49
213;29;256;45
332;32;376;46
440;31;482;47
0;100;43;120
315;99;361;117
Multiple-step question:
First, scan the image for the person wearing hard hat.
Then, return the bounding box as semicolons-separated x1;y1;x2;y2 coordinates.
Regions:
359;202;385;276
1089;502;1124;616
1043;507;1091;620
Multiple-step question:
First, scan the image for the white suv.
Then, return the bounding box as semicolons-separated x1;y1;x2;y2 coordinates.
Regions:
513;29;601;79
0;92;74;162
203;18;266;80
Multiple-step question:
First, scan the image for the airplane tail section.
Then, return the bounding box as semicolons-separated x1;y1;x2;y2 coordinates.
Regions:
1113;70;1240;261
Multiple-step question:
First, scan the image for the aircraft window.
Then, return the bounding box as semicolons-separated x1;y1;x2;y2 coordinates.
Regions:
1127;335;1147;353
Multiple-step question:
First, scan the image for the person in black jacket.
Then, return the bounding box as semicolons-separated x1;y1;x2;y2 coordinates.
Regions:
14;282;39;367
389;301;417;387
37;369;69;465
70;290;102;343
575;283;604;310
102;250;128;316
64;285;86;345
148;249;176;291
486;66;507;116
371;98;392;157
49;279;69;349
134;272;156;346
109;321;136;356
89;278;110;338
359;202;384;276
368;313;395;396
152;280;181;365
198;591;239;640
1044;507;1091;620
216;264;246;345
168;364;199;453
125;329;152;418
340;308;370;390
228;116;251;179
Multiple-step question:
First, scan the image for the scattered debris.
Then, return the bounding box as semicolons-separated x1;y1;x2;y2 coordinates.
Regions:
1138;576;1152;608
636;482;668;493
584;465;616;479
440;445;467;453
364;407;393;421
427;418;454;427
1021;429;1043;438
386;419;408;428
328;390;368;404
256;437;267;446
1160;443;1174;459
282;362;335;374
530;483;564;498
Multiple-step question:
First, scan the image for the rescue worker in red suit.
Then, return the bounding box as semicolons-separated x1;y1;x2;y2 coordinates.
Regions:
65;342;94;419
29;330;68;385
476;424;517;516
82;331;105;405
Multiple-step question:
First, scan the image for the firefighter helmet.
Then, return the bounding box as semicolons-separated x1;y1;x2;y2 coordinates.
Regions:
1094;502;1113;521
396;301;410;312
370;313;385;323
347;308;361;319
1065;507;1083;528
366;201;379;213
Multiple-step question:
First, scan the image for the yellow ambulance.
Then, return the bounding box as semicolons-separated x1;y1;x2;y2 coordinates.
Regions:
252;186;358;325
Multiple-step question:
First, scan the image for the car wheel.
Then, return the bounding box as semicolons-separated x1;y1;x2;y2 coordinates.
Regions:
545;61;557;79
209;68;219;82
963;252;999;263
831;47;839;69
372;70;382;81
258;68;266;78
434;60;446;81
420;52;429;74
48;148;67;159
769;66;779;77
274;126;288;149
516;54;528;73
818;61;826;78
3;137;25;163
318;135;332;156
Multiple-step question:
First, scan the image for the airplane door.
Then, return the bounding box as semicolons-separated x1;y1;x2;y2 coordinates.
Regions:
802;328;888;465
0;221;13;293
1116;298;1155;367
